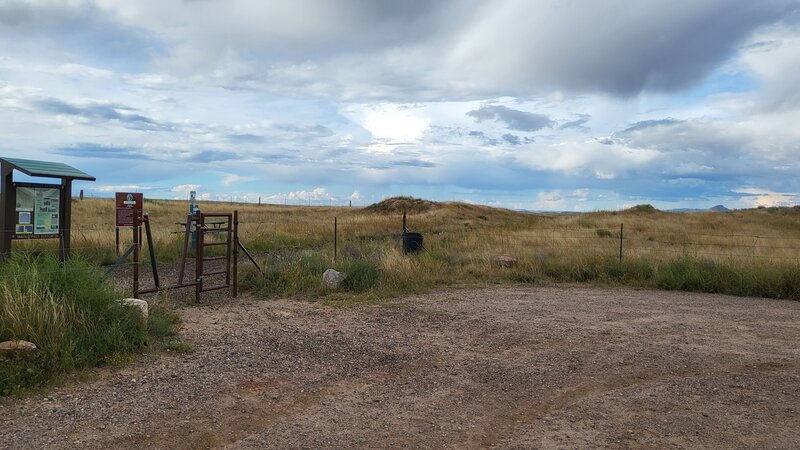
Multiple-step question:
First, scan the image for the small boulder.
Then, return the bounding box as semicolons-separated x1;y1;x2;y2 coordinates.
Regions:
119;298;148;321
323;269;348;289
496;256;518;268
0;340;37;356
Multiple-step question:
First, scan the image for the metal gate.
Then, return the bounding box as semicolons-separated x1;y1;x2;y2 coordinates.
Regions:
195;212;238;299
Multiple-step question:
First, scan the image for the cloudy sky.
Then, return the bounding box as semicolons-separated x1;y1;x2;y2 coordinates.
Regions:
1;0;799;210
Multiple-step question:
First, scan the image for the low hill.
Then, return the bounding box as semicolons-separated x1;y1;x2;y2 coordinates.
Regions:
364;196;441;214
622;204;660;214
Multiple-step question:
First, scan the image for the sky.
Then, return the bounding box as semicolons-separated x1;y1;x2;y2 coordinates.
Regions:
1;0;799;211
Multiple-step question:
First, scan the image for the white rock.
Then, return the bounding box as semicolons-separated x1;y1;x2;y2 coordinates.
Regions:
323;269;348;289
0;340;37;355
119;298;148;321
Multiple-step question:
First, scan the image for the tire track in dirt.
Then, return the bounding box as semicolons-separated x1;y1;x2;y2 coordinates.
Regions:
472;361;798;448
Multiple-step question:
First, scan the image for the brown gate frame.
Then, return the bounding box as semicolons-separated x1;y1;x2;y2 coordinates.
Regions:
134;210;240;303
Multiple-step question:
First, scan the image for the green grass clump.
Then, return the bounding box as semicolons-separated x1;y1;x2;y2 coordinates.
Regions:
0;254;149;395
656;258;800;300
337;259;379;292
241;253;329;297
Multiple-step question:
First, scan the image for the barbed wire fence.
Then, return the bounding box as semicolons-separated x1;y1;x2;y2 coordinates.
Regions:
1;216;799;287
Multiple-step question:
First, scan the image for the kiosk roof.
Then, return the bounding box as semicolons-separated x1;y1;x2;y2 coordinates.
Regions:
0;157;96;181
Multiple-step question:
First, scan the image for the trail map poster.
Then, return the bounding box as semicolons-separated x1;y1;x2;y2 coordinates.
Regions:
13;185;61;238
34;188;60;235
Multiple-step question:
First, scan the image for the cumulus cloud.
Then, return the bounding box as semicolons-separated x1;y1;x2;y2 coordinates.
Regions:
4;0;800;210
171;184;200;193
264;187;337;203
735;188;799;207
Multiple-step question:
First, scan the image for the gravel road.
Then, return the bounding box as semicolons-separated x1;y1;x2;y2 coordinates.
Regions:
1;286;799;449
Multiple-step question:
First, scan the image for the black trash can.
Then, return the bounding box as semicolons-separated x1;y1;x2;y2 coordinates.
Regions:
402;232;424;254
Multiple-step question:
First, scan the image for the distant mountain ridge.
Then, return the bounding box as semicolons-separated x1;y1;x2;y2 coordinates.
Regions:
671;205;731;213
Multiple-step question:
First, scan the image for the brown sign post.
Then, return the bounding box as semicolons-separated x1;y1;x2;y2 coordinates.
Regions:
115;192;143;227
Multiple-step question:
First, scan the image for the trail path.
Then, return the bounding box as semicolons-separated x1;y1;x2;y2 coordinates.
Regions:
2;287;799;448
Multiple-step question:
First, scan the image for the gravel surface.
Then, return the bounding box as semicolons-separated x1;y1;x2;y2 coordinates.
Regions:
1;286;799;449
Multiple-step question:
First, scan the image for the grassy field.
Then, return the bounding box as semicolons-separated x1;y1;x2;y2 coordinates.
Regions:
3;196;798;393
7;196;800;301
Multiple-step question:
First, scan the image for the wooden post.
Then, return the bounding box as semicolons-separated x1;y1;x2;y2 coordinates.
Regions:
619;223;624;263
195;213;203;303
144;214;159;288
334;216;338;263
233;210;239;297
115;227;120;256
0;161;14;258
60;178;72;262
178;214;192;285
402;211;407;233
133;214;140;298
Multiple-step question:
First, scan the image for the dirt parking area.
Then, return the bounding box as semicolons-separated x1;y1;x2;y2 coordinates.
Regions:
1;286;799;449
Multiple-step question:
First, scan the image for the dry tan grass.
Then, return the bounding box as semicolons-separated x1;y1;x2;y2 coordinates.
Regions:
12;197;800;266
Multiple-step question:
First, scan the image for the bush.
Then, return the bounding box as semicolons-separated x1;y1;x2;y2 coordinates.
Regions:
0;254;148;395
338;260;379;292
240;252;328;297
596;229;613;238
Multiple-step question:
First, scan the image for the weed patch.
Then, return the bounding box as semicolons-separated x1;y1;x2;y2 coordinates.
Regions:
0;254;147;395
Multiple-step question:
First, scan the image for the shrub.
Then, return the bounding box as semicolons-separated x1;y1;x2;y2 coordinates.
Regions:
239;252;328;297
338;260;380;292
0;254;148;395
596;229;613;238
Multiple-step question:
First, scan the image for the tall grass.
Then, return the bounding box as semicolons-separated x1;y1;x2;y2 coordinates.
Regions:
0;254;149;395
12;198;800;302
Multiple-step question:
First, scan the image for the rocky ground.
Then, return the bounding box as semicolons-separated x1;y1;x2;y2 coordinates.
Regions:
1;286;799;449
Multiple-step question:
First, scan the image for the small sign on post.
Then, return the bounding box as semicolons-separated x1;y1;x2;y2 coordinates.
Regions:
115;192;143;227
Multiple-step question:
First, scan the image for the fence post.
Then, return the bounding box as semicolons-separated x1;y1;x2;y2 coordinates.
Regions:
233;210;239;297
619;223;624;263
195;213;203;303
144;213;159;289
334;216;338;263
133;214;140;298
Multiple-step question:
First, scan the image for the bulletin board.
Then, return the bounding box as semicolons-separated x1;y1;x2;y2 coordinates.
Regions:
12;183;62;239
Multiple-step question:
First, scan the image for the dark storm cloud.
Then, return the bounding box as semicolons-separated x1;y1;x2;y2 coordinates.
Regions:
466;105;554;132
450;0;798;97
6;1;795;100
